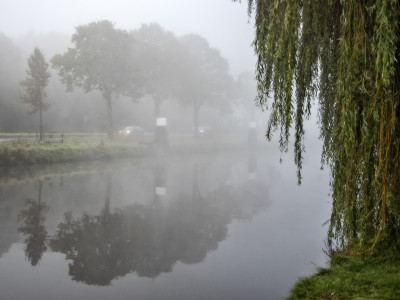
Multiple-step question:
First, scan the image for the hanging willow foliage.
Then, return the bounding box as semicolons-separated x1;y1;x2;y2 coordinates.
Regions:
236;0;400;252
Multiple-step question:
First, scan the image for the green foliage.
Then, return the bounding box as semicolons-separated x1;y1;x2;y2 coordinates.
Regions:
0;133;247;166
288;252;400;299
240;0;400;251
0;137;144;165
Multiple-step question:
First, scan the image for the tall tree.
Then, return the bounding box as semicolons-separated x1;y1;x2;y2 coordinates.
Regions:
51;20;138;138
237;0;400;251
133;23;185;118
179;34;233;136
20;48;51;141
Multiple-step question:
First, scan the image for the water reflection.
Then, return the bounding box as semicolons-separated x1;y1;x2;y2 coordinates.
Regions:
153;158;167;204
50;210;128;285
47;156;266;285
0;148;333;299
2;153;272;288
17;180;49;266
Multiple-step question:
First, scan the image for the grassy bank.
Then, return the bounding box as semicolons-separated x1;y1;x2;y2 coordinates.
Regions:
0;135;148;166
0;133;249;166
288;251;400;299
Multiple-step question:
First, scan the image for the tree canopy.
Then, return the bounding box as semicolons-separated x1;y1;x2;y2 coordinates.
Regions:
51;20;138;138
238;0;400;251
133;23;185;118
179;34;233;136
50;21;235;137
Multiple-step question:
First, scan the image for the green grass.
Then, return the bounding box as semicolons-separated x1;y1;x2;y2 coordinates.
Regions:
0;132;250;166
0;135;147;166
288;251;400;299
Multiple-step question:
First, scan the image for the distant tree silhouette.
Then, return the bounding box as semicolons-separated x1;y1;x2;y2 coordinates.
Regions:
133;23;185;118
178;34;233;136
20;48;51;142
52;20;139;138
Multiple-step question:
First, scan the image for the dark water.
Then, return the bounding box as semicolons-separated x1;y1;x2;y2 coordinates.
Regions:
0;149;330;300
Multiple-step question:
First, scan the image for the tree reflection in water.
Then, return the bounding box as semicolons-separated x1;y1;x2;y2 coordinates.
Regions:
50;210;129;285
17;180;49;266
50;173;130;285
48;156;269;286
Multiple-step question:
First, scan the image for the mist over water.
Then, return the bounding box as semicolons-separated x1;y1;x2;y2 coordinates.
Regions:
0;143;330;299
0;1;333;299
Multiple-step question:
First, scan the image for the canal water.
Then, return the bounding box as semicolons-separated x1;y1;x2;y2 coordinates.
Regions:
0;148;330;299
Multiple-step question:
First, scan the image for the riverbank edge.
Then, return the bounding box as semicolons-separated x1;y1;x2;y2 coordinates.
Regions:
287;251;400;299
0;134;252;166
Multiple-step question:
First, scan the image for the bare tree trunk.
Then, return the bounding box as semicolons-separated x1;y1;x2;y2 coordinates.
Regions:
154;97;161;119
193;103;199;138
39;106;43;142
104;90;113;139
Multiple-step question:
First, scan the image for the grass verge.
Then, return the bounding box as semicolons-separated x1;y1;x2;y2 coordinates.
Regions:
0;133;250;166
0;136;147;166
288;251;400;299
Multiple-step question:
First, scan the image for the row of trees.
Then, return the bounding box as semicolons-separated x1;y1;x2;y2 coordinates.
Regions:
19;21;244;140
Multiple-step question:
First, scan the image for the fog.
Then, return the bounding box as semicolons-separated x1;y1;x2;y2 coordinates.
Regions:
1;0;255;75
0;149;330;299
0;1;331;299
0;0;263;134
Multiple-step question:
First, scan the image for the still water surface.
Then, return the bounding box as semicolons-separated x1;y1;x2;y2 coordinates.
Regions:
0;149;330;299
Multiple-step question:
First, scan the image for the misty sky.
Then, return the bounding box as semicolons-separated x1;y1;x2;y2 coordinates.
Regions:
0;0;256;76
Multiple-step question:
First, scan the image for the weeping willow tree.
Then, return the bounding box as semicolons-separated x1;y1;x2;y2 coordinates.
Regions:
236;0;400;252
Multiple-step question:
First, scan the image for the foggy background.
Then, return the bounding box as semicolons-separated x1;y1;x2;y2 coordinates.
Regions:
0;0;260;134
0;3;332;298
